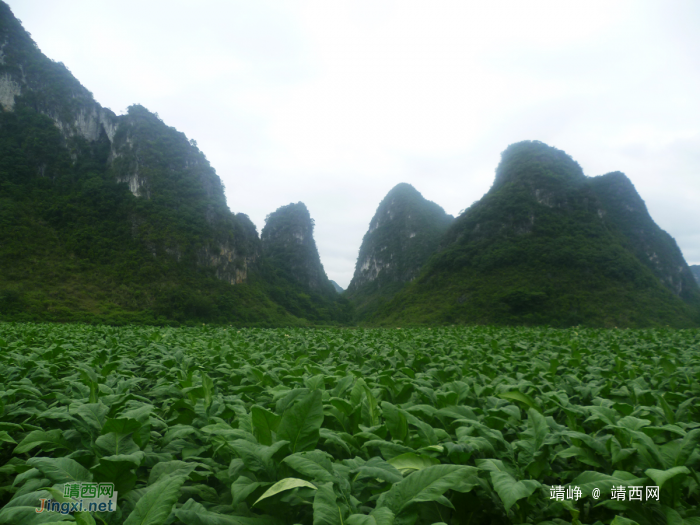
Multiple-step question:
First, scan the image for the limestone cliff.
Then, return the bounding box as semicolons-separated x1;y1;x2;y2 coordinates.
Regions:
0;1;258;285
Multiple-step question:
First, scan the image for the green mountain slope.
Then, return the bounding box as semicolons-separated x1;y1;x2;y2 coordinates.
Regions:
0;2;307;326
260;202;352;323
345;183;453;319
370;141;700;328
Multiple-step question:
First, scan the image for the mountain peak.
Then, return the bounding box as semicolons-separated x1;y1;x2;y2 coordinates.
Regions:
492;140;585;190
346;183;453;318
261;202;334;297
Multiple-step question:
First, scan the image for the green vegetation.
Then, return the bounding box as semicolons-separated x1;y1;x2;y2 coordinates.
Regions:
588;173;698;304
687;266;699;286
0;323;698;524
1;2;347;328
2;0;699;330
367;142;700;328
346;183;453;321
0;101;304;327
260;203;352;324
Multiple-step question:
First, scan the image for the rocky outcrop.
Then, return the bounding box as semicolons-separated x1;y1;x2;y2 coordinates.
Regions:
0;72;21;110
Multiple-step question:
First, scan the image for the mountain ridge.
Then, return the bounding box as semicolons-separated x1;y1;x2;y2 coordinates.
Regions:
0;2;337;326
364;141;700;328
1;2;698;328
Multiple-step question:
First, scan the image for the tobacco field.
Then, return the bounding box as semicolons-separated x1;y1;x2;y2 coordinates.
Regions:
0;323;699;525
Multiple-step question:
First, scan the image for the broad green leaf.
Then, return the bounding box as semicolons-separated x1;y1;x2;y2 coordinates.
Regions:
376;464;478;515
13;430;68;454
74;511;97;525
283;453;335;483
362;386;380;427
229;439;288;478
123;475;187;525
148;460;195;485
499;391;539;412
329;398;354;417
231;476;266;507
676;429;700;467
251;405;282;446
0;505;74;523
387;453;439;474
70;403;109;433
0;431;17;445
369;508;395;525
201;371;214;410
644;466;689;489
346;515;377;525
102;418;141;435
351;457;403;483
616;416;651;431
313;482;345;525
27;457;92;483
569;471;647;497
363;440;414;460
525;408;548;450
95;432;140;456
658;394;676;425
489;471;540;511
254;478;317;505
91;454;142;495
276;389;324;453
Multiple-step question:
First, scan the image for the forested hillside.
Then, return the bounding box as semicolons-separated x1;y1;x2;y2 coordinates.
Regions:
345;183;453;320
0;2;331;326
367;142;700;328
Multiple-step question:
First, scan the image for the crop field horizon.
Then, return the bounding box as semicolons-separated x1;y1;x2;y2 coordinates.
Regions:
0;323;698;525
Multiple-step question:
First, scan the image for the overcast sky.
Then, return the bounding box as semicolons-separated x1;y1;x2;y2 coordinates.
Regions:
9;0;700;288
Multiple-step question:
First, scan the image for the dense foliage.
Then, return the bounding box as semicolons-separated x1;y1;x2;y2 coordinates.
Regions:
0;323;698;524
0;100;302;327
588;173;698;304
367;143;700;328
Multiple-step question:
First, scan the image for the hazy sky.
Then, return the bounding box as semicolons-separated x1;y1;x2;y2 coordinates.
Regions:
9;1;700;288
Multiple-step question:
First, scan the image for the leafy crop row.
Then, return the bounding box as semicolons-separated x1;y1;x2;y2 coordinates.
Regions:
0;323;698;524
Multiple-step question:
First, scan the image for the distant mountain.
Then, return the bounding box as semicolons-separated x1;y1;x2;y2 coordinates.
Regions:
260;203;351;322
691;265;700;285
330;281;344;293
369;141;700;328
588;172;698;301
0;2;310;326
345;183;453;319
